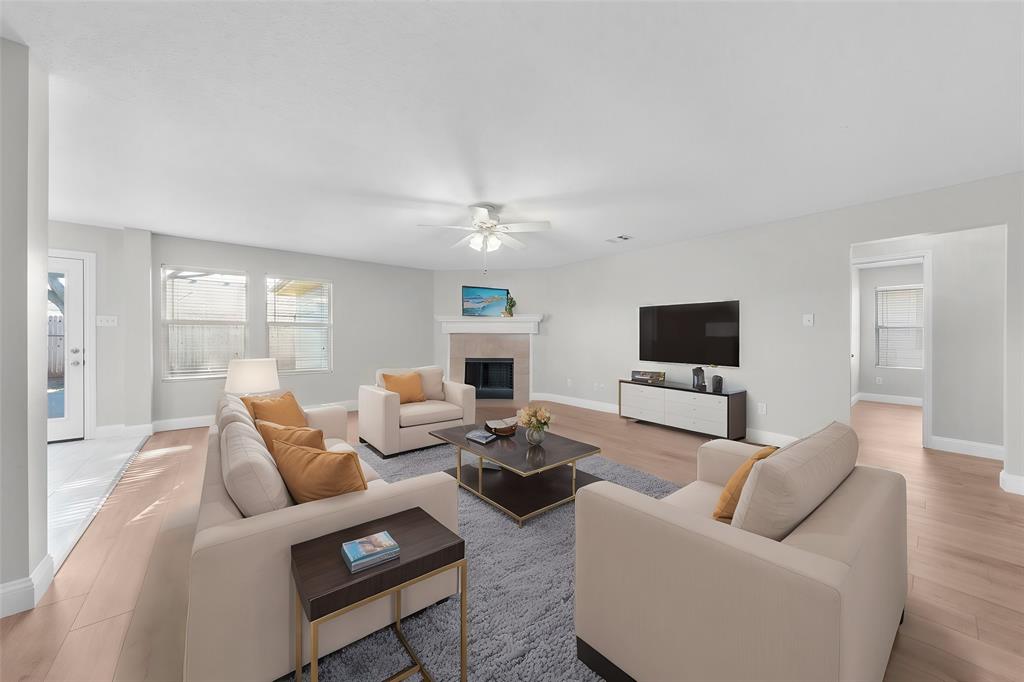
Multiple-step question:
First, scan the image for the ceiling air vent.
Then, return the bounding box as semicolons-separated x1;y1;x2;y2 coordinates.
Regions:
605;235;633;244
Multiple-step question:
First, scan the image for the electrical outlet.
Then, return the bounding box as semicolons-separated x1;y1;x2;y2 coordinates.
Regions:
802;313;815;327
875;376;883;385
567;377;573;388
757;402;767;415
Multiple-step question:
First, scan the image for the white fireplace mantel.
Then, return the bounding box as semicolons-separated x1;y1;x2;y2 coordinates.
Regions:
435;314;544;335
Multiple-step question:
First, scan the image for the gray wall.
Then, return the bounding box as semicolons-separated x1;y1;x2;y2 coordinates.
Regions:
151;235;435;421
857;264;925;400
1;38;50;604
434;174;1022;451
852;225;1006;446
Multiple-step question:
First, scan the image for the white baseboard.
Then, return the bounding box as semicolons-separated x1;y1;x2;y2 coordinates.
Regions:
745;429;799;447
529;392;619;414
852;393;923;407
94;423;154;439
925;435;1004;460
153;415;215;432
0;553;54;618
1000;469;1024;496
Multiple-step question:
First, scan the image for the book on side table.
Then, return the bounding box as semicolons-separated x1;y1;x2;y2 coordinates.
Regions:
341;531;400;573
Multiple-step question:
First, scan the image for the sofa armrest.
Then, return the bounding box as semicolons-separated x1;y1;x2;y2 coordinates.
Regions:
358;385;400;453
696;439;764;486
575;481;848;682
443;380;476;424
187;473;458;681
303;403;349;441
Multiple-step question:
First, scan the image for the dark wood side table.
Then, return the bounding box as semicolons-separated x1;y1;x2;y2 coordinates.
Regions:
290;507;467;682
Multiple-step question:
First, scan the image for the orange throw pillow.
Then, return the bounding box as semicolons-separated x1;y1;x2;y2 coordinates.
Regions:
241;391;307;427
270;441;368;504
713;446;778;521
255;420;325;457
382;372;426;404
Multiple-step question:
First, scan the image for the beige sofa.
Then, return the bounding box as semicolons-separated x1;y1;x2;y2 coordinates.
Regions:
575;422;907;682
185;396;459;682
358;365;476;456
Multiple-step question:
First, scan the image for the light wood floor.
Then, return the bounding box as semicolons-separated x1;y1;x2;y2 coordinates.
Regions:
4;401;1023;681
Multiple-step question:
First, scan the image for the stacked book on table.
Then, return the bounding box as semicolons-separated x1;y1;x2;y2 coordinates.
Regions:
341;531;400;573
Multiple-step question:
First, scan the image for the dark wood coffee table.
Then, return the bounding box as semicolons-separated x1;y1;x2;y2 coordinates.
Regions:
430;424;602;526
290;507;467;682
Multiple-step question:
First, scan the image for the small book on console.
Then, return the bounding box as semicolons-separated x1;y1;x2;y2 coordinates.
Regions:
466;429;497;445
341;531;400;573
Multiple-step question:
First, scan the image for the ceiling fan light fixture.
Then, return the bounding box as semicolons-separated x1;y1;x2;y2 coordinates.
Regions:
468;233;485;251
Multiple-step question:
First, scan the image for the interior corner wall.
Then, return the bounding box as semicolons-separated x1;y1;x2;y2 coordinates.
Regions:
1;37;51;614
856;264;925;401
433;173;1022;458
150;235;435;422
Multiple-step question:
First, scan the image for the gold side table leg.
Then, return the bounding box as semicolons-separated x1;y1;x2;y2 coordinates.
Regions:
572;461;577;495
460;561;468;682
456;447;462;485
477;456;483;494
294;588;302;682
310;620;319;682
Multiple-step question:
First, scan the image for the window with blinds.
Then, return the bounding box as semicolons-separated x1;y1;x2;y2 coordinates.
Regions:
162;267;247;378
875;285;924;369
266;277;332;373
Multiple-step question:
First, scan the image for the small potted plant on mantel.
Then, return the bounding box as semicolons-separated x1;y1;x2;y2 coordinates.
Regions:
502;294;517;317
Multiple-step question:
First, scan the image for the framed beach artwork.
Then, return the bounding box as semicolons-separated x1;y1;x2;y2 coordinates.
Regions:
462;286;509;317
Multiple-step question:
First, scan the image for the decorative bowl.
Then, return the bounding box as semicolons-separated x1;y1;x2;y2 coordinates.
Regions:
486;423;518;437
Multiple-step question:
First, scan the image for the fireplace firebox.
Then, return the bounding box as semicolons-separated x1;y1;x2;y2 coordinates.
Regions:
464;358;514;400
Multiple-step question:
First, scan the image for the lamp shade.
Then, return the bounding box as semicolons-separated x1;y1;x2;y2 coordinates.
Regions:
224;358;280;394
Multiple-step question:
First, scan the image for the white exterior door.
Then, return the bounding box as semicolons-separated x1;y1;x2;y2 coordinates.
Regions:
47;256;85;441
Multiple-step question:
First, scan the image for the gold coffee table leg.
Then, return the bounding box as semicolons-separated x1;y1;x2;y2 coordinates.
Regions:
477;456;483;494
310;620;319;682
456;447;462;485
572;461;577;495
460;560;468;681
294;588;302;681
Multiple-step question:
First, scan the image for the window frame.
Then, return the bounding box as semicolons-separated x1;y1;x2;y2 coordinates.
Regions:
874;283;924;370
264;274;334;376
160;264;249;381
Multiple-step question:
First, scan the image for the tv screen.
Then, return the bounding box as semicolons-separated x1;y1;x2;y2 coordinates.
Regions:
639;301;740;366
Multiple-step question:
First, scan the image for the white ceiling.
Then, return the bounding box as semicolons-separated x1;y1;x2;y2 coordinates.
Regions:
2;1;1021;270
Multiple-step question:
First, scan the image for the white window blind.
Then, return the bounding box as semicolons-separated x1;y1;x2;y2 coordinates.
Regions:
876;285;924;369
266;277;332;373
162;267;247;378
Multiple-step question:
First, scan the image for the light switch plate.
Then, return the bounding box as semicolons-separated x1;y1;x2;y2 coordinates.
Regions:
802;313;815;327
96;315;118;327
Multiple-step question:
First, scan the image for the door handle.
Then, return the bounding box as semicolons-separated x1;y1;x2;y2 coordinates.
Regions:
70;360;82;367
70;348;81;354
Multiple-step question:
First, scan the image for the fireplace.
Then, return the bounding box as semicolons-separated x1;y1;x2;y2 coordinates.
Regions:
465;358;514;400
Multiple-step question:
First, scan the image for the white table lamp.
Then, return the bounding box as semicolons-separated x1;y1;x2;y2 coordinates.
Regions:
224;358;280;395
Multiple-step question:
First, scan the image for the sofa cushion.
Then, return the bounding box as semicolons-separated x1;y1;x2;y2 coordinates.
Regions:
220;421;294;517
217;394;253;433
242;391;308;427
662;481;726;516
713;446;778;521
270;442;367;504
398;400;463;427
382;372;426;404
732;421;859;540
324;438;382;483
255;420;325;456
376;365;445;401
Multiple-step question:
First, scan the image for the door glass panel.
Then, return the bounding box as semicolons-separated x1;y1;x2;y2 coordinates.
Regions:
48;272;65;419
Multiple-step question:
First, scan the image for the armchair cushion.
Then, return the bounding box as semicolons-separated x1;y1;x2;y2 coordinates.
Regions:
376;365;444;401
713;446;777;521
382;372;426;404
398;400;463;427
662;481;725;516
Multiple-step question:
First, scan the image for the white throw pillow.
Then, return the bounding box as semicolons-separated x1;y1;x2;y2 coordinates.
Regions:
731;421;859;540
220;421;293;517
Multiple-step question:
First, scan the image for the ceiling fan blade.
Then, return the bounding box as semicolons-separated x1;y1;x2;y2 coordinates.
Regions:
450;233;478;249
496;221;551;233
418;224;476;231
494;233;526;250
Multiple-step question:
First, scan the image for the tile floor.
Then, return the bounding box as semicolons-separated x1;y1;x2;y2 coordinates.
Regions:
48;435;146;570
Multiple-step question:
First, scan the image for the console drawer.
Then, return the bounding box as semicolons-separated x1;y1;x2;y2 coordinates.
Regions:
621;404;666;423
665;413;729;438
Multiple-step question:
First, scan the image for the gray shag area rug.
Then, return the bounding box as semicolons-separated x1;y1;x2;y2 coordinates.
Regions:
280;442;680;682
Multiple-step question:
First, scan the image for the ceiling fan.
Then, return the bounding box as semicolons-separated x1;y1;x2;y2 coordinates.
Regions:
418;203;551;254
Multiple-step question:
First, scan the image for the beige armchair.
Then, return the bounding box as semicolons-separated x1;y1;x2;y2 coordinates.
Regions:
358;365;476;456
575;425;907;682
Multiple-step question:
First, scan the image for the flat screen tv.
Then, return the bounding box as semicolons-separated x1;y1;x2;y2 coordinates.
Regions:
639;301;740;366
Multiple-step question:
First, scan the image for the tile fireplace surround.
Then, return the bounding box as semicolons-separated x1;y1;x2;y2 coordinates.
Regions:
435;315;543;408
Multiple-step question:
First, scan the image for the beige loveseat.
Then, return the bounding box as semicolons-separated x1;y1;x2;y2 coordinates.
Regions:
184;396;459;682
358;365;476;456
575;422;907;682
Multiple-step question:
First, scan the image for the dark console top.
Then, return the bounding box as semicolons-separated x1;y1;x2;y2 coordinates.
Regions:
619;378;746;396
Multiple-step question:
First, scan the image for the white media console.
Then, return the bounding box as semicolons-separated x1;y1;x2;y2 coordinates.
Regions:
618;379;747;439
